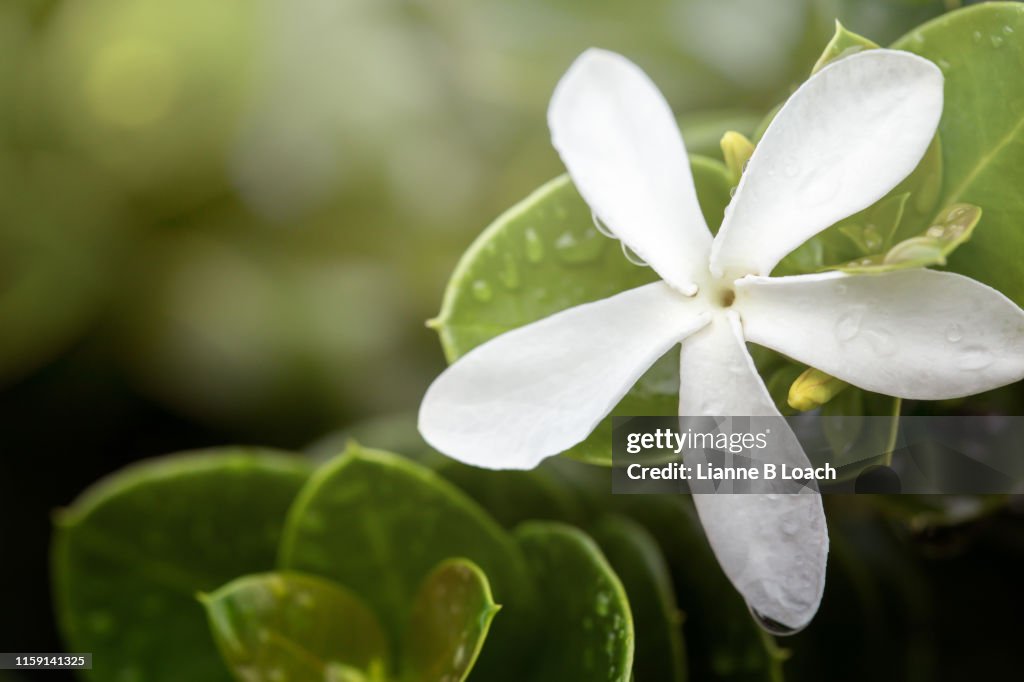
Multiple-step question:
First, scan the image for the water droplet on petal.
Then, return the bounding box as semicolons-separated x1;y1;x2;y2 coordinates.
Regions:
591;211;616;238
471;280;493;302
621;242;649;267
957;346;993;370
749;605;800;635
835;311;862;341
945;323;963;343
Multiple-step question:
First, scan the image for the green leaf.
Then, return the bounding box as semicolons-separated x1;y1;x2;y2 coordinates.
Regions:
833;203;981;273
431;158;733;465
52;449;313;682
279;445;537;680
589;516;687;682
515;522;634;682
811;20;879;74
403;559;500;682
893;2;1024;305
202;572;389;682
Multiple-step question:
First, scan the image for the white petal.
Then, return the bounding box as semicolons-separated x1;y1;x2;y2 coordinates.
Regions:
548;48;712;294
710;50;943;277
736;270;1024;399
419;283;710;470
679;312;828;631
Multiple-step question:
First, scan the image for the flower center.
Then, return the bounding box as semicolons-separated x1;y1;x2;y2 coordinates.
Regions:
718;287;736;308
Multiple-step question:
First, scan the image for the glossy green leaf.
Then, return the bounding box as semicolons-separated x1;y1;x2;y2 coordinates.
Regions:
202;572;388;682
431;158;733;465
589;515;687;682
833;203;981;273
52;449;313;682
402;559;499;682
893;2;1024;305
279;445;537;680
515;522;634;682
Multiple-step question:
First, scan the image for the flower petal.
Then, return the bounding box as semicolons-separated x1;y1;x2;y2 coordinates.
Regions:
735;270;1024;399
419;283;710;470
679;312;828;632
710;49;943;278
548;48;712;294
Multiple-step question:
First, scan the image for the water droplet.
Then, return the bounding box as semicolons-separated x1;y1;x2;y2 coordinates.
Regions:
835;311;862;341
957;346;993;370
863;226;882;250
1003;24;1015;34
621;242;648;267
499;254;520;289
926;225;945;238
945;323;963;343
749;605;800;635
972;30;983;44
524;227;544;263
591;211;615;238
555;229;605;264
866;330;897;357
937;58;951;71
729;186;737;198
991;35;1005;48
471;280;492;302
911;31;925;46
595;591;611;616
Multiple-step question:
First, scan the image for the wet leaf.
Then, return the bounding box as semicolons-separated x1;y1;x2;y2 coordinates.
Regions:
893;2;1024;305
279;445;537;680
52;449;313;682
515;522;634;682
833;203;981;273
403;559;499;682
202;572;388;682
590;515;687;682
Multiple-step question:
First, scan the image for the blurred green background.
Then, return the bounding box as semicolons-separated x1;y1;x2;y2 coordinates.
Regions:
2;0;1022;680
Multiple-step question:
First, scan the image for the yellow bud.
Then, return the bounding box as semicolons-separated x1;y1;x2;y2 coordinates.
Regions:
720;131;755;185
788;368;849;411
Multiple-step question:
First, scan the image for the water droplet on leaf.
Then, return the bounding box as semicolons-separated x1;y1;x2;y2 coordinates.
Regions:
524;227;544;263
591;211;616;238
471;280;493;302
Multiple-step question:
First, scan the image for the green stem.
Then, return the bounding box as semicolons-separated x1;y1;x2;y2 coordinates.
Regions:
882;397;902;467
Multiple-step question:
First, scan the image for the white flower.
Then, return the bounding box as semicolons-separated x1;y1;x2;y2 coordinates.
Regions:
419;48;1024;631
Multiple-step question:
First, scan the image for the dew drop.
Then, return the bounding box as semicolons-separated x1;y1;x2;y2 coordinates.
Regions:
937;58;951;71
591;211;616;238
863;226;882;250
991;35;1005;48
945;322;963;343
972;30;983;43
555;229;605;264
595;591;612;616
621;242;648;267
729;186;737;198
524;227;544;263
957;346;993;370
748;605;800;635
471;280;493;302
835;311;862;341
499;254;520;289
926;225;945;238
1003;24;1015;34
